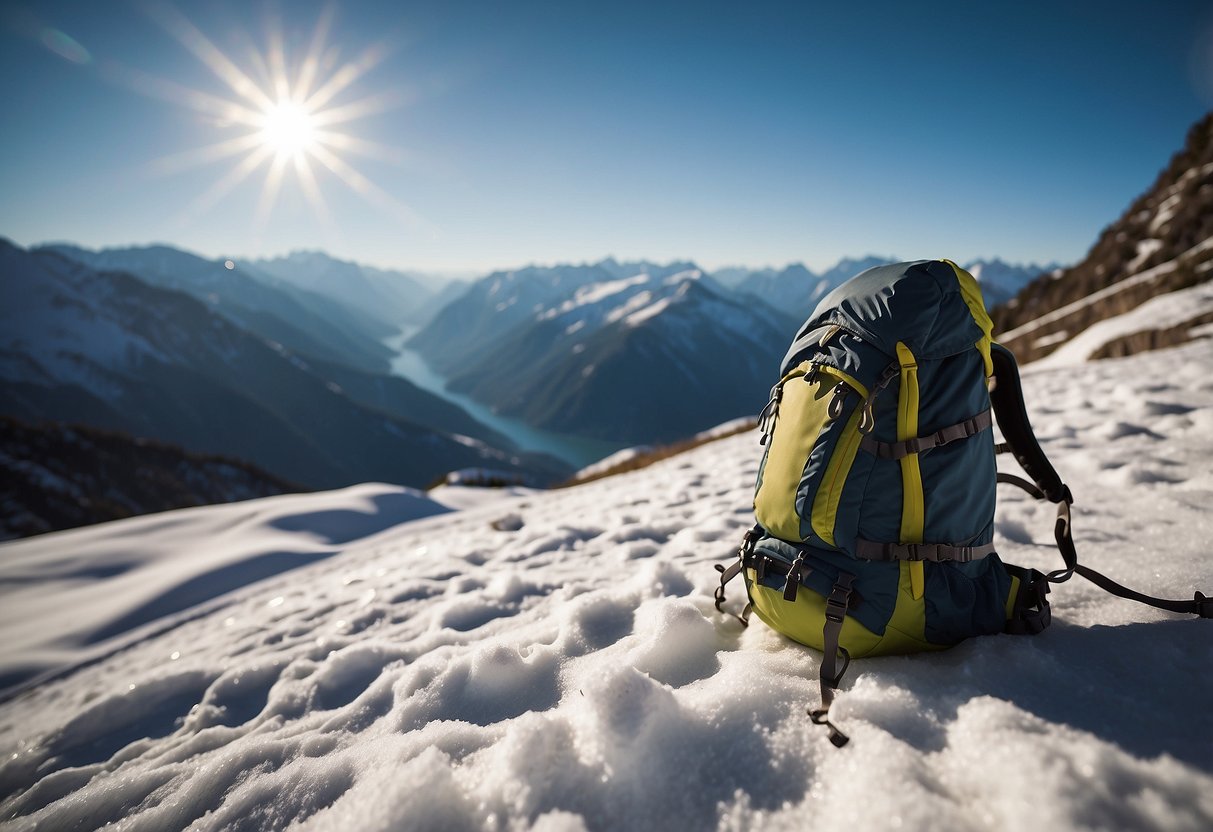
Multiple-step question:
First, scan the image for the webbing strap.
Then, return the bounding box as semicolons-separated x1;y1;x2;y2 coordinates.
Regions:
808;573;855;748
714;525;763;626
997;472;1045;501
855;538;998;563
1050;502;1212;616
1009;484;1213;618
860;409;993;461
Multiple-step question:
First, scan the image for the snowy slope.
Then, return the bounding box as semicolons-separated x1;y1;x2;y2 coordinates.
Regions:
0;484;452;690
1;342;1212;831
1033;280;1213;367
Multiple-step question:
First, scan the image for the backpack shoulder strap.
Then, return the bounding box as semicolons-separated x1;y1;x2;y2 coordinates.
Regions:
989;343;1069;504
990;343;1212;619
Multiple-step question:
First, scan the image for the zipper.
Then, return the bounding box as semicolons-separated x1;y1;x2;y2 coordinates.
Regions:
758;358;824;444
857;362;899;433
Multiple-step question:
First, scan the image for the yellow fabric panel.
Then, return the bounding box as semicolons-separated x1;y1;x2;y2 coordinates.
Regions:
810;405;865;546
943;258;995;377
895;342;926;599
746;561;946;657
754;363;858;541
822;366;869;399
1004;574;1022;621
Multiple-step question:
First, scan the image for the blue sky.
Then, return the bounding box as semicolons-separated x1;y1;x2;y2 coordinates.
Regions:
1;1;1210;274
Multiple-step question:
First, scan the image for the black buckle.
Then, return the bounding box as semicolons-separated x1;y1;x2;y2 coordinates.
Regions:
1196;591;1213;619
824;586;851;623
903;543;922;561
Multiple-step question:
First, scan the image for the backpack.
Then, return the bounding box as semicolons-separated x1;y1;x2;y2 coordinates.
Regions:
714;259;1212;747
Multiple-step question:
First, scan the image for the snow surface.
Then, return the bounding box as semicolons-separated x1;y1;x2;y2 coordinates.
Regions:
1034;281;1213;368
0;485;452;692
2;343;1213;831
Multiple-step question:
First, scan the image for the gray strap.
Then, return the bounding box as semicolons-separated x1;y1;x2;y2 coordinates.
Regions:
860;408;992;460
855;538;997;563
807;572;854;748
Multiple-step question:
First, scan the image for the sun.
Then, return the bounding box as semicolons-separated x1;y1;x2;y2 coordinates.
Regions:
259;100;318;158
135;4;419;229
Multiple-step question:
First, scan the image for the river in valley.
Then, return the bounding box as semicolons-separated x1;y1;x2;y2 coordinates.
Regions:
384;331;627;470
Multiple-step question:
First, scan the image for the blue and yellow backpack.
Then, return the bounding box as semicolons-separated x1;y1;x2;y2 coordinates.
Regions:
715;259;1211;746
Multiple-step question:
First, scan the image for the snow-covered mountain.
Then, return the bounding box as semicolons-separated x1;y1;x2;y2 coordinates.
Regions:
993;112;1213;363
243;250;451;329
730;256;1057;316
964;258;1061;307
42;243;397;375
410;260;703;375
0;336;1209;830
416;263;798;443
0;240;566;492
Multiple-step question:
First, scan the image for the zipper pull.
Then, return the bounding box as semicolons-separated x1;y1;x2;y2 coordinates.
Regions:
826;382;850;420
758;384;782;442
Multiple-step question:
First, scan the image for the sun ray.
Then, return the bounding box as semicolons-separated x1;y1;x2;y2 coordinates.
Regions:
264;19;291;103
312;129;408;164
255;152;290;227
104;61;262;126
147;133;266;176
309;143;428;230
293;154;333;227
293;4;336;103
303;41;390;112
184;144;274;219
309;90;409;128
143;1;274;111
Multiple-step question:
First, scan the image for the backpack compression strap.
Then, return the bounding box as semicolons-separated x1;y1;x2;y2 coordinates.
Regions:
991;344;1213;619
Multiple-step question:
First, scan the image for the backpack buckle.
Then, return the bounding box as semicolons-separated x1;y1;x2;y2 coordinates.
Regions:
824;578;853;623
1196;592;1213;619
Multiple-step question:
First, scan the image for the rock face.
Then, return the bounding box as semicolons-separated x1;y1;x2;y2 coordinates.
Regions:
992;113;1213;363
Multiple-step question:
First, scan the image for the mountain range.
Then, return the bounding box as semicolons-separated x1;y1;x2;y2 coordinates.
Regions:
0;241;568;499
7;112;1210;538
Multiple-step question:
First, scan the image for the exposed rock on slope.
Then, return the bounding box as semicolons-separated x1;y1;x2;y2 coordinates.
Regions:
992;112;1213;363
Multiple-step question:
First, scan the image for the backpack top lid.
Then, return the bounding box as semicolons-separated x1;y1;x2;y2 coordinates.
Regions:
781;260;992;375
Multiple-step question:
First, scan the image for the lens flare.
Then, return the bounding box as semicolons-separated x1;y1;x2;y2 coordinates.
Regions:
130;4;420;230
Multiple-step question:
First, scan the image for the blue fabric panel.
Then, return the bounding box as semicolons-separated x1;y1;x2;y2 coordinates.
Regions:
922;542;1012;644
789;260;985;365
914;350;997;547
831;449;874;554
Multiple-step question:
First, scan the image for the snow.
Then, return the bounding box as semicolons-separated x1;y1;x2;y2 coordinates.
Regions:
2;342;1212;830
1128;239;1164;273
0;485;450;691
1033;281;1213;368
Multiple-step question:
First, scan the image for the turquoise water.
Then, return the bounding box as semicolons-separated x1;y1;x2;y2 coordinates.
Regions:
384;332;627;469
